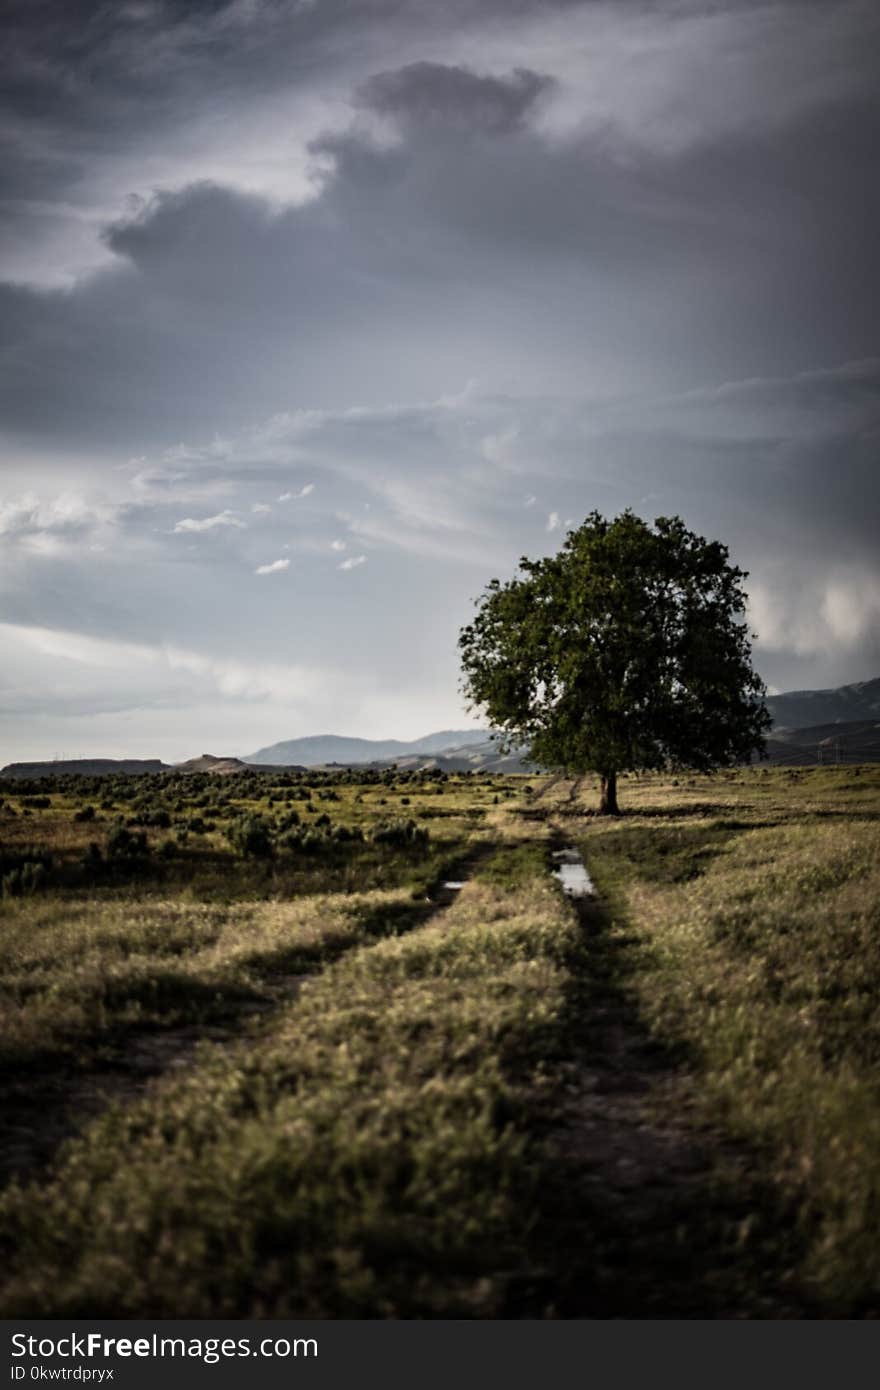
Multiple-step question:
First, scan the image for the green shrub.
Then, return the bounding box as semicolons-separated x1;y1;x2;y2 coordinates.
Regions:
332;824;363;843
130;803;171;828
106;824;148;858
227;814;273;858
0;845;53;875
1;861;47;897
371;818;429;849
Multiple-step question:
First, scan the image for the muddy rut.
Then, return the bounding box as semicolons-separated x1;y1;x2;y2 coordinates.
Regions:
534;822;805;1318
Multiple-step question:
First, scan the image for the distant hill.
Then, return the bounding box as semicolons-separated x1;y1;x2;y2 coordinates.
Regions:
174;754;253;775
766;677;880;730
0;759;169;780
174;754;306;775
6;678;879;781
367;737;534;775
246;730;490;766
762;720;880;765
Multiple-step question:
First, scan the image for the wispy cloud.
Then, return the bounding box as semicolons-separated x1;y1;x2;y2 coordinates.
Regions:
0;621;326;710
338;554;366;571
546;511;561;532
173;510;245;533
278;483;315;502
330;539;347;551
254;558;289;575
0;492;114;540
481;427;519;466
251;502;271;514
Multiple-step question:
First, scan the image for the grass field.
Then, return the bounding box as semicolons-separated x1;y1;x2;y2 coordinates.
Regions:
0;763;878;1316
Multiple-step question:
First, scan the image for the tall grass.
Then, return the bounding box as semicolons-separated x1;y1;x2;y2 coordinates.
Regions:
583;781;880;1314
0;871;576;1316
1;765;878;1315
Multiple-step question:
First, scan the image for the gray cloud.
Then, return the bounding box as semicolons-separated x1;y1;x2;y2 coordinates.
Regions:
358;61;554;132
3;58;878;455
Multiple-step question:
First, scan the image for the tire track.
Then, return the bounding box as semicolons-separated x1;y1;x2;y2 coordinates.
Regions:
541;823;804;1316
0;845;496;1188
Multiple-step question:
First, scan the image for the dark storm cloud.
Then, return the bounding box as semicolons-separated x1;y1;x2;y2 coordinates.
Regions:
3;0;872;233
0;0;575;152
3;35;879;448
357;61;554;132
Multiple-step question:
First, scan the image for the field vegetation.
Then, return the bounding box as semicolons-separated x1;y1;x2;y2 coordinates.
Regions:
0;763;877;1315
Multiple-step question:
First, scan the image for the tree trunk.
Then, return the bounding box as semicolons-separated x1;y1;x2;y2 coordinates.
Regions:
598;770;620;816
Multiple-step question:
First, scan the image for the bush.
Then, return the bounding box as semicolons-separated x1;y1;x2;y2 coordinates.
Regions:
130;804;171;829
2;861;47;897
74;805;96;822
277;830;303;853
227;814;273;858
106;824;148;858
331;824;363;843
370;818;430;850
0;844;53;874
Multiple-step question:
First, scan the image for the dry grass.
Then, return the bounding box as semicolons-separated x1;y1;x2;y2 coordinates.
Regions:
0;889;439;1071
1;765;879;1316
0;869;577;1317
580;766;880;1313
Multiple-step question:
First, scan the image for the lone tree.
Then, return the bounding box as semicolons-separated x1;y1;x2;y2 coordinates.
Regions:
458;511;770;814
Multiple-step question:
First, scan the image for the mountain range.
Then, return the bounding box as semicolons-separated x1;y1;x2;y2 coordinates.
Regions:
245;730;490;766
764;677;880;730
244;678;880;769
4;678;880;778
763;719;880;766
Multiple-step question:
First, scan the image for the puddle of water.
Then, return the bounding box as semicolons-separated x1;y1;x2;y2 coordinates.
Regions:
551;847;596;899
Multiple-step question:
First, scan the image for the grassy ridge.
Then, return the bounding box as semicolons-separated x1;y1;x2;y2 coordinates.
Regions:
0;859;578;1316
0;770;504;1075
0;889;463;1072
580;769;880;1314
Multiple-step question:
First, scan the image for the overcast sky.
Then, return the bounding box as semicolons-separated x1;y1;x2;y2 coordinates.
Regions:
1;0;878;763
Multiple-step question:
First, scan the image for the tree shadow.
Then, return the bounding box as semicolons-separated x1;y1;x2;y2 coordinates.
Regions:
621;801;750;820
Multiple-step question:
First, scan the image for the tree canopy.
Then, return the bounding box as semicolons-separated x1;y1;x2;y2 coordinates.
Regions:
458;511;770;813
